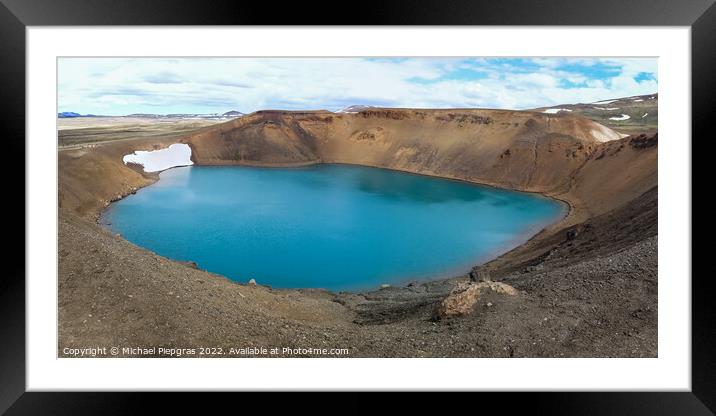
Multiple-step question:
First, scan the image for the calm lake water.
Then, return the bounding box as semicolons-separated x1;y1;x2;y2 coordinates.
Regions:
102;165;564;291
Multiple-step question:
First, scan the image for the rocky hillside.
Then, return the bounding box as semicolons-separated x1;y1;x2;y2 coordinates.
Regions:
533;93;658;135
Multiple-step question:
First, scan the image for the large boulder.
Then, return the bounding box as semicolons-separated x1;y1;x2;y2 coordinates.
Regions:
432;281;518;320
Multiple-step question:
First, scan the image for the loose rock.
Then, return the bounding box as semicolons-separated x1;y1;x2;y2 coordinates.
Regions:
432;281;517;320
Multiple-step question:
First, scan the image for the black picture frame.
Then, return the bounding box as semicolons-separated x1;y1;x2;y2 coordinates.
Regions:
1;0;710;412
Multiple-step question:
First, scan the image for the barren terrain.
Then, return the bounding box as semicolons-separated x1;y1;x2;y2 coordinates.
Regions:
58;116;227;149
58;103;658;357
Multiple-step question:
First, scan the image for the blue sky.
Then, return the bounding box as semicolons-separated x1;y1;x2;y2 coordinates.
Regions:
58;57;657;115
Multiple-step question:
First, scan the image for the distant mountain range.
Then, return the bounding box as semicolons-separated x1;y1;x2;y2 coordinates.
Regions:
58;111;245;120
58;112;98;118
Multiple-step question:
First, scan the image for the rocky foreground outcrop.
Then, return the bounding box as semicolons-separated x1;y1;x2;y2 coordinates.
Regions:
432;281;519;320
57;107;658;357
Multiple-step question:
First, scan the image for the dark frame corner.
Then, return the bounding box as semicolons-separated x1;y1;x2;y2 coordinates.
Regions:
1;0;712;413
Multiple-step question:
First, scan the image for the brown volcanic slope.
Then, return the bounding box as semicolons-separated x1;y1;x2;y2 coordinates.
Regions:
185;109;650;223
58;107;657;357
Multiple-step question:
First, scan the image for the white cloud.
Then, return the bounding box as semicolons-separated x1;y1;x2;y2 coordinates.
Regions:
58;57;657;115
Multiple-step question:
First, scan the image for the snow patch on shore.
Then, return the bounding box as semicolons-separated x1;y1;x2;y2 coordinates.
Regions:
593;107;619;110
609;114;631;121
123;143;194;173
593;99;618;104
590;123;622;143
543;108;572;114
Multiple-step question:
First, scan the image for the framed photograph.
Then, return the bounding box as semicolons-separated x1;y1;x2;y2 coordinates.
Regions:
2;0;711;412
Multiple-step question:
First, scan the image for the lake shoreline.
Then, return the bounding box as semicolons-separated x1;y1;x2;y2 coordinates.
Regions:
96;160;573;293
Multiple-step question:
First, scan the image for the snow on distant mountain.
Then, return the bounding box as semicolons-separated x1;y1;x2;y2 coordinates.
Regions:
336;105;376;114
532;93;657;135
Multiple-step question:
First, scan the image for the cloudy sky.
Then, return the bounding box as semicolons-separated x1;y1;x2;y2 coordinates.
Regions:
58;57;657;115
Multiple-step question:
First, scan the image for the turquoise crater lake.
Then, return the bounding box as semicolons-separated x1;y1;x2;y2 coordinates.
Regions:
102;164;564;291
